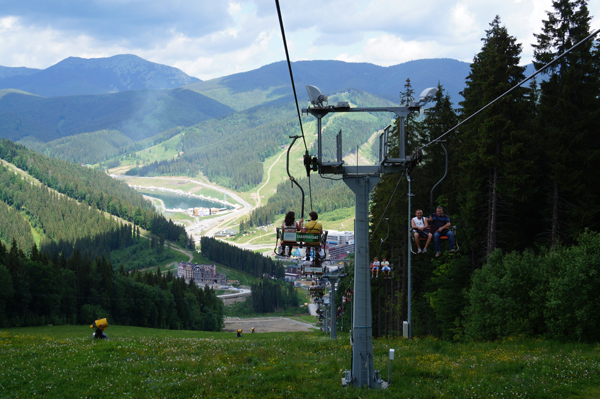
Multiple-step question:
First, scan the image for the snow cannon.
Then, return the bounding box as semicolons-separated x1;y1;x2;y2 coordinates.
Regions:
90;318;108;330
90;318;108;339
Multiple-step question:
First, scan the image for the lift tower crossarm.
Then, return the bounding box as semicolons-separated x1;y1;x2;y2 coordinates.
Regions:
302;106;414;175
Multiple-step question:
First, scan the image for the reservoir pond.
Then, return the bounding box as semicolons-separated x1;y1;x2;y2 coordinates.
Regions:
137;189;232;210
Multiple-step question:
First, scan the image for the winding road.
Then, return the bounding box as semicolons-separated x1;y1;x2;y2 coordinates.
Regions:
119;147;288;252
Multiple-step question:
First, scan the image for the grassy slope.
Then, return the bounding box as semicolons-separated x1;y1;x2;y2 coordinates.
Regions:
184;79;288;111
2;327;600;398
108;131;185;173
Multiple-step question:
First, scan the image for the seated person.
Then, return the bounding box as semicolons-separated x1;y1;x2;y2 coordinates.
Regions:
371;257;380;278
381;257;391;277
427;206;455;257
411;209;432;254
280;211;303;256
303;211;323;260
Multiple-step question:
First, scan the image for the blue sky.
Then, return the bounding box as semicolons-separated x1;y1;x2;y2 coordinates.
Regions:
0;0;598;80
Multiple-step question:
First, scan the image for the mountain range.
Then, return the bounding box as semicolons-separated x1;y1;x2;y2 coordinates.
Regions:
0;54;515;178
185;58;473;111
0;54;201;97
0;88;234;143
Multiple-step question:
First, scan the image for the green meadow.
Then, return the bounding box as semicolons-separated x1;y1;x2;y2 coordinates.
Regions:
2;326;600;398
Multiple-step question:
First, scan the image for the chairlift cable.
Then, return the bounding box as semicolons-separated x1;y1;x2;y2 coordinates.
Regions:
319;174;344;181
275;0;314;212
275;0;308;153
370;28;600;243
419;27;600;151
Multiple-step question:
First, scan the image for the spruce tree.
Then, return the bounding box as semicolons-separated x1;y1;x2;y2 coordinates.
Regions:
533;0;600;245
455;16;535;259
412;83;458;215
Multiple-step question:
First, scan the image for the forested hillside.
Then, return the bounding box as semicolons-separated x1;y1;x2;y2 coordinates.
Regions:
23;130;134;165
200;236;284;278
0;162;122;252
127;89;393;191
0;242;223;331
0;88;233;144
0;139;192;254
367;8;600;342
241;176;354;229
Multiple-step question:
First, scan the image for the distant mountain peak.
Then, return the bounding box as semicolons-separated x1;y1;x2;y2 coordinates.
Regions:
0;54;201;97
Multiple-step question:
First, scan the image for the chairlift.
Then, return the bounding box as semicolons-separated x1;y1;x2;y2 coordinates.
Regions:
409;141;459;255
272;134;331;275
410;226;459;255
275;228;330;275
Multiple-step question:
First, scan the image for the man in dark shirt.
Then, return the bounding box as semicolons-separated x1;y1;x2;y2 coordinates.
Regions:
428;206;455;257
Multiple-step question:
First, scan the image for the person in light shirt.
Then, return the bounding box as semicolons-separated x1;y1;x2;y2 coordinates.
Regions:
371;257;380;278
411;209;432;254
381;257;391;278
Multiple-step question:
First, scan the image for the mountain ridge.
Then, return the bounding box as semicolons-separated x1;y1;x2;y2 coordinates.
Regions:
185;58;473;110
0;87;234;143
0;54;201;97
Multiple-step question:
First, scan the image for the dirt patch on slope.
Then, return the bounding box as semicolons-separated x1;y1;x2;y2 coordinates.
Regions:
223;317;315;333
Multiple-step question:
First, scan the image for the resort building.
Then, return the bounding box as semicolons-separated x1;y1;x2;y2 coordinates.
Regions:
177;262;227;286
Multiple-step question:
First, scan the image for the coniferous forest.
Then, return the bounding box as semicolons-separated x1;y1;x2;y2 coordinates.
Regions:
250;278;300;313
0;239;223;330
126;89;393;191
0;136;219;330
368;4;600;342
240;176;355;229
0;139;193;250
200;236;285;279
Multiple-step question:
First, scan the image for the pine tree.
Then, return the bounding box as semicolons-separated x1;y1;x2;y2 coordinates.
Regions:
533;0;600;245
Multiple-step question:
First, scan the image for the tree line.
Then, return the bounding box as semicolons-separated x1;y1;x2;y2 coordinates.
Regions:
240;175;355;229
200;236;284;278
0;239;223;331
0;139;192;249
368;2;600;342
250;277;300;313
23;129;133;165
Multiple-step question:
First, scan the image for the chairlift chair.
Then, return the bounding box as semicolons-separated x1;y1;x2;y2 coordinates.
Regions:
275;228;329;275
410;225;459;255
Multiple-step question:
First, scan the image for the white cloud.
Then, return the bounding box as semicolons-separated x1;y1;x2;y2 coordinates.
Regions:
450;3;479;39
337;34;458;66
0;0;598;80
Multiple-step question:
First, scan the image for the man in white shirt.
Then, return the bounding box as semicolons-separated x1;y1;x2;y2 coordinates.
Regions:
411;209;432;254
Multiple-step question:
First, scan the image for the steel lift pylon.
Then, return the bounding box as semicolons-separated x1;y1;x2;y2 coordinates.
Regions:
302;85;436;388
